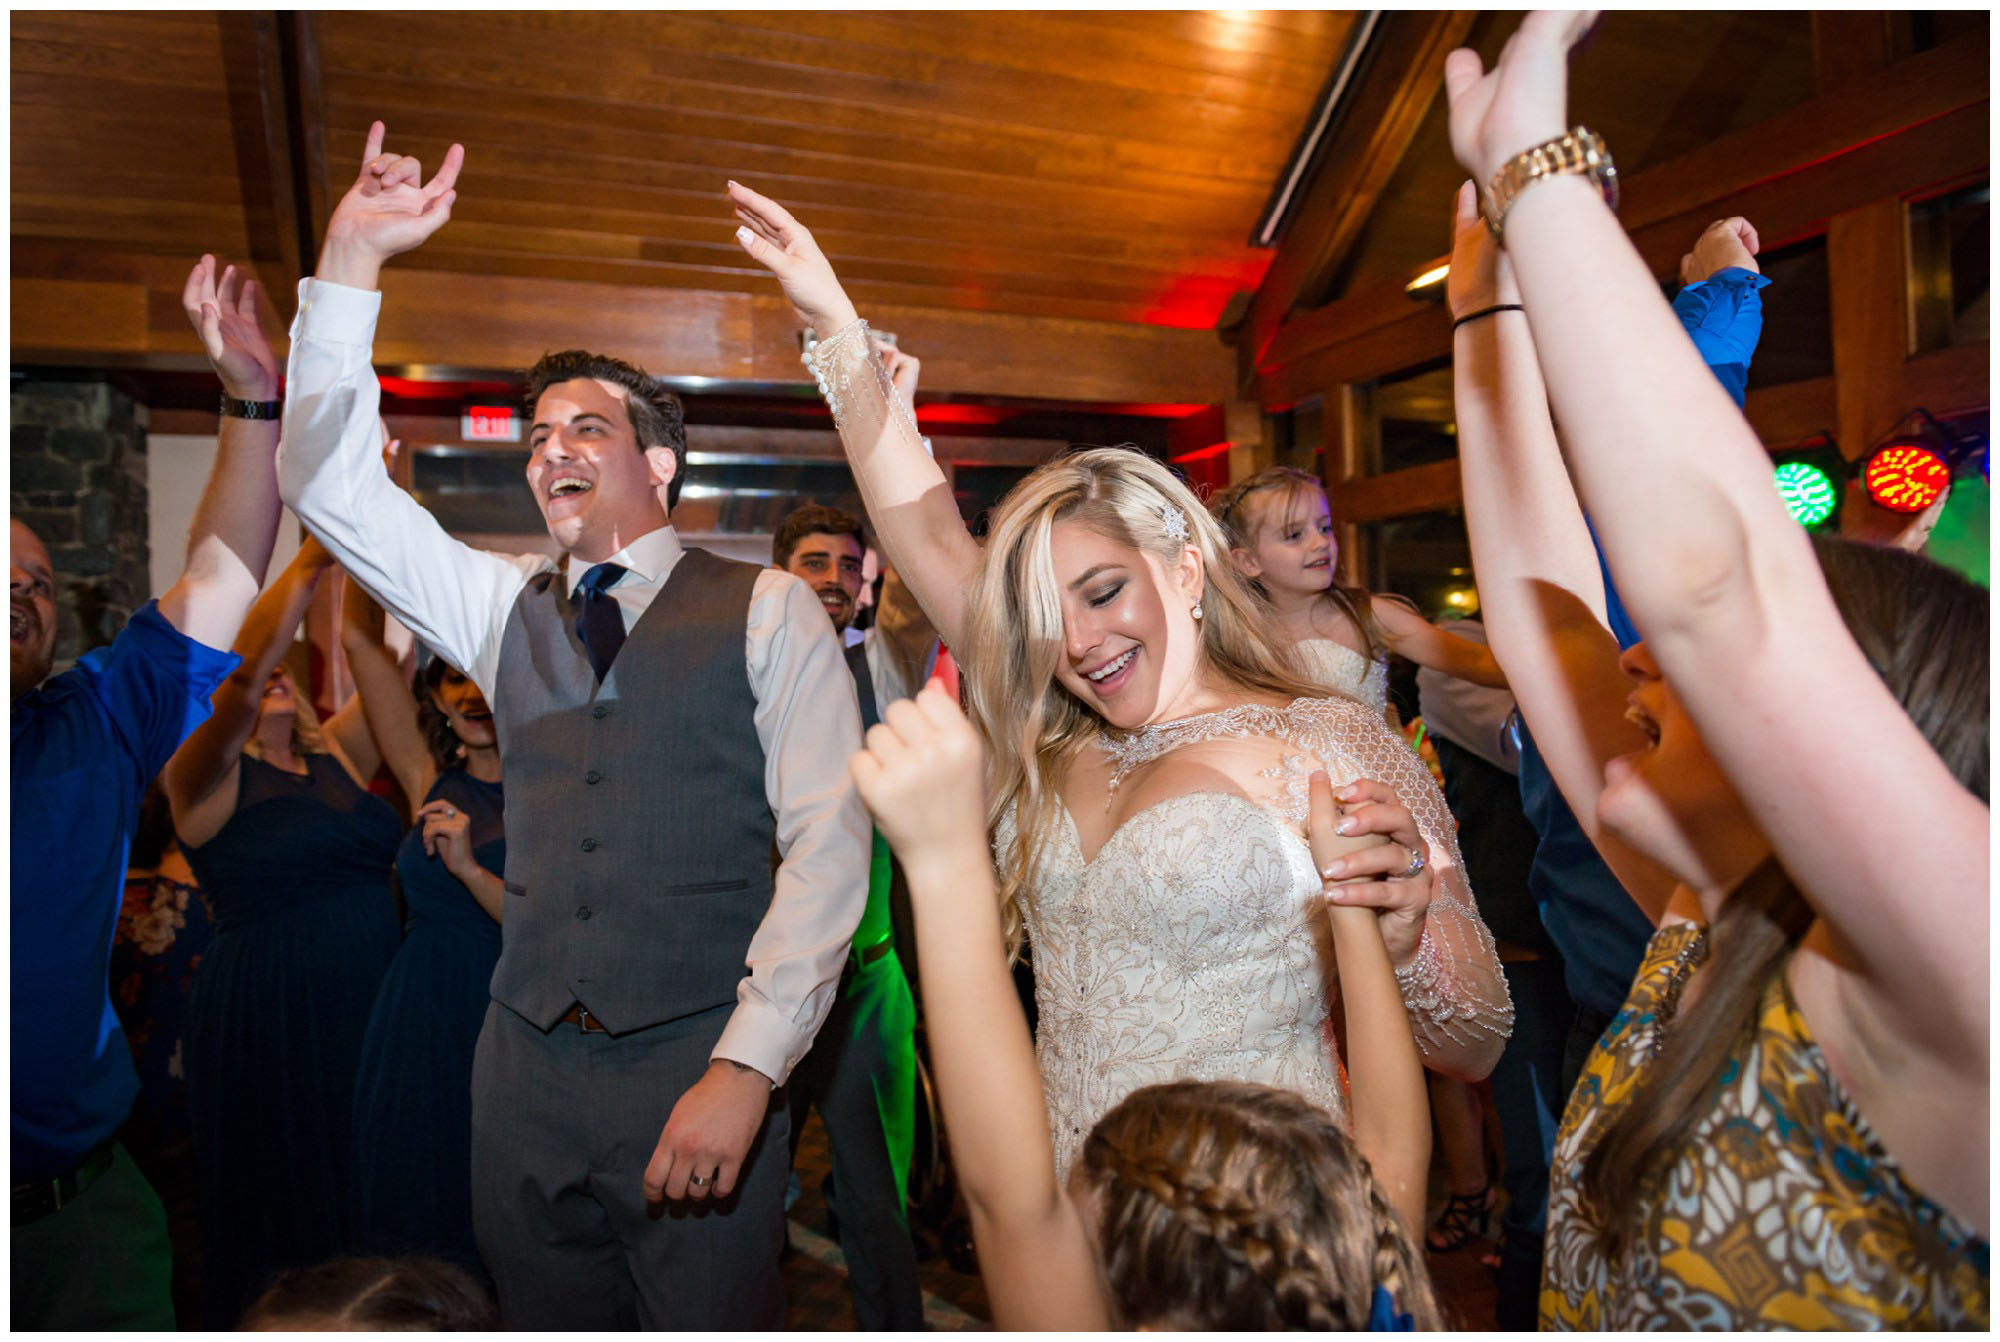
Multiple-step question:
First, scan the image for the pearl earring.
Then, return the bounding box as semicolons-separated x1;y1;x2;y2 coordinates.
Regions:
1192;601;1204;620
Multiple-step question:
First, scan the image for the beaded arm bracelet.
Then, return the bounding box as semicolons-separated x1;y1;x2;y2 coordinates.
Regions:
801;316;928;452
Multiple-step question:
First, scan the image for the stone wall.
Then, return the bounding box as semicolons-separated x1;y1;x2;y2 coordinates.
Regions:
12;376;150;662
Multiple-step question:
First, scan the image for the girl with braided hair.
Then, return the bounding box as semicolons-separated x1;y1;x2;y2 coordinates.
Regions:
850;682;1440;1330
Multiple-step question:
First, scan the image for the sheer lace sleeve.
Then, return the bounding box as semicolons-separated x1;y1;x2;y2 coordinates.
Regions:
1288;700;1514;1080
804;318;927;460
802;318;979;652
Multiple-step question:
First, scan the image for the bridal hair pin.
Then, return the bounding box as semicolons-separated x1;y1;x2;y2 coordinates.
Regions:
1156;502;1189;544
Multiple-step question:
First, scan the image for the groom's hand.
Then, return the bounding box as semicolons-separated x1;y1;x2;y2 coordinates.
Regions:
644;1059;773;1203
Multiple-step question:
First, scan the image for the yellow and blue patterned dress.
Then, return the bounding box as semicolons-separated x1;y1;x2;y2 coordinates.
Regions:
1542;921;1989;1329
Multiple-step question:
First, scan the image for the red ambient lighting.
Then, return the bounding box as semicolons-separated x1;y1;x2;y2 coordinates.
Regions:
1863;441;1950;513
1169;441;1234;465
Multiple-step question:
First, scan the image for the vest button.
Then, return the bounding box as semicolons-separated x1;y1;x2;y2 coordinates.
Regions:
585;770;603;785
591;704;611;720
575;905;592;920
580;837;599;852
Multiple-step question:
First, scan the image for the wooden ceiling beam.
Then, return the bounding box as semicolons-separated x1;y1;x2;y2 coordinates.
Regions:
1235;11;1475;386
1255;30;1990;409
11;252;1234;408
216;12;308;294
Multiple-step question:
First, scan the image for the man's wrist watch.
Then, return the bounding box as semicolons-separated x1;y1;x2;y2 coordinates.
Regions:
1482;127;1618;243
219;394;282;420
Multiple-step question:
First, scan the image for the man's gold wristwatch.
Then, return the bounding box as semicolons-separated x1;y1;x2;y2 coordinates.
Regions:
1482;127;1618;243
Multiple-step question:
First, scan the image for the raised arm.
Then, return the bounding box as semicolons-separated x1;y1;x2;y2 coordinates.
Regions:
852;683;1109;1331
279;121;541;699
729;182;983;650
329;566;433;805
1307;772;1429;1234
330;437;438;805
156;256;286;652
1444;14;1986;1050
1371;595;1509;688
1446;181;1681;922
164;538;337;846
1305;709;1514;1081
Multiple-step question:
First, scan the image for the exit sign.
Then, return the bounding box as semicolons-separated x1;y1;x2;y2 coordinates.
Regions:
461;405;521;442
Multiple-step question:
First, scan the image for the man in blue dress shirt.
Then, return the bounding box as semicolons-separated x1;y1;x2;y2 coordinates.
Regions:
12;255;288;1329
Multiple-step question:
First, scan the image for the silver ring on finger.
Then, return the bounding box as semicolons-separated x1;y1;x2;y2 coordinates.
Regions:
688;1172;711;1188
1397;846;1427;880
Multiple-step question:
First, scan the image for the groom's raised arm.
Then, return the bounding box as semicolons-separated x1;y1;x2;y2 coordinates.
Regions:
278;121;543;698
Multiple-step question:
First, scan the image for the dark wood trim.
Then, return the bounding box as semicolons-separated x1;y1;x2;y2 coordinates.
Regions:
1236;12;1475;389
1903;341;1991;420
1253;30;1990;408
216;12;303;289
1744;377;1835;451
288;11;331;270
1329;458;1461;525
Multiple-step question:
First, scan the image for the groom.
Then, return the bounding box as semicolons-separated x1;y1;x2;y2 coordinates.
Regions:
277;123;868;1328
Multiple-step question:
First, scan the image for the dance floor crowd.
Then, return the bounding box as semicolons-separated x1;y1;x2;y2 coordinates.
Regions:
13;13;1986;1331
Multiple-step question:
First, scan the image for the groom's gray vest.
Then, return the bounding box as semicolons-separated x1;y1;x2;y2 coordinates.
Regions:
488;547;773;1035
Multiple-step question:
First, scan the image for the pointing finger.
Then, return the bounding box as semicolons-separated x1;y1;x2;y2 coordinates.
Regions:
362;120;386;167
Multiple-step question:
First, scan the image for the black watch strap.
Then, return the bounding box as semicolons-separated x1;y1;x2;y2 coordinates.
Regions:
219;394;282;420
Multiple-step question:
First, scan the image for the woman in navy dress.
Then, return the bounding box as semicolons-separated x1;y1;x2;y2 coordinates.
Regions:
347;650;504;1275
165;537;403;1328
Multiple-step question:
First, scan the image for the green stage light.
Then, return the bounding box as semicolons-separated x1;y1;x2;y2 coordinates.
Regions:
1774;460;1839;528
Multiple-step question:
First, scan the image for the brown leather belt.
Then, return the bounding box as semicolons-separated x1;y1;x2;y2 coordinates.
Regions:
12;1139;116;1227
848;937;894;974
559;1003;612;1034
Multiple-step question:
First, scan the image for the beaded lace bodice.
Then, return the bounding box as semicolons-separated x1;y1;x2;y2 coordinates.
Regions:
1002;696;1512;1178
1296;638;1391;721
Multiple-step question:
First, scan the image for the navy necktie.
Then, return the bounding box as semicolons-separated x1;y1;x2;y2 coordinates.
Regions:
574;562;629;682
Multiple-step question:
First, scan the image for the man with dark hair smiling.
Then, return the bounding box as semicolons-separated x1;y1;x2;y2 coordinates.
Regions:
277;122;868;1329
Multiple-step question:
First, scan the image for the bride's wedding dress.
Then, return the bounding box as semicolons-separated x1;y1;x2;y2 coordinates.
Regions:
1005;696;1513;1176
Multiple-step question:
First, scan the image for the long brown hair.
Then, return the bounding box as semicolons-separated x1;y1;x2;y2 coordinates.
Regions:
1210;466;1389;662
1582;533;1989;1257
1079;1081;1440;1330
961;448;1325;955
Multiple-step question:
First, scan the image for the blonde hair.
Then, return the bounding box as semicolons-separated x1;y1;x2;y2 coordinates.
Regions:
242;667;328;762
1210;466;1390;662
1079;1081;1440;1330
960;448;1323;954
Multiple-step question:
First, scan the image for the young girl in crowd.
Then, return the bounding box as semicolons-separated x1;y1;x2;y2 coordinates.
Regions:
1446;12;1987;1327
849;683;1440;1329
1210;466;1506;722
731;181;1511;1186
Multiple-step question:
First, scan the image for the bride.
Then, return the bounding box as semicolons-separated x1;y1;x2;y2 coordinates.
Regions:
731;184;1512;1174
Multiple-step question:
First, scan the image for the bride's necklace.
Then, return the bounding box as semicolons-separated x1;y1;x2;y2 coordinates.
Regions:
1100;700;1306;809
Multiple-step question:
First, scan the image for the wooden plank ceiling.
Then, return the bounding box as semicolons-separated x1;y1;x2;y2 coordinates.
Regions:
13;8;1358;400
310;9;1355;329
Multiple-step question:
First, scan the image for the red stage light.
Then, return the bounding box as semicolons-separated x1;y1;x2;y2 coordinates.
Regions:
1168;441;1233;465
1863;441;1950;513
